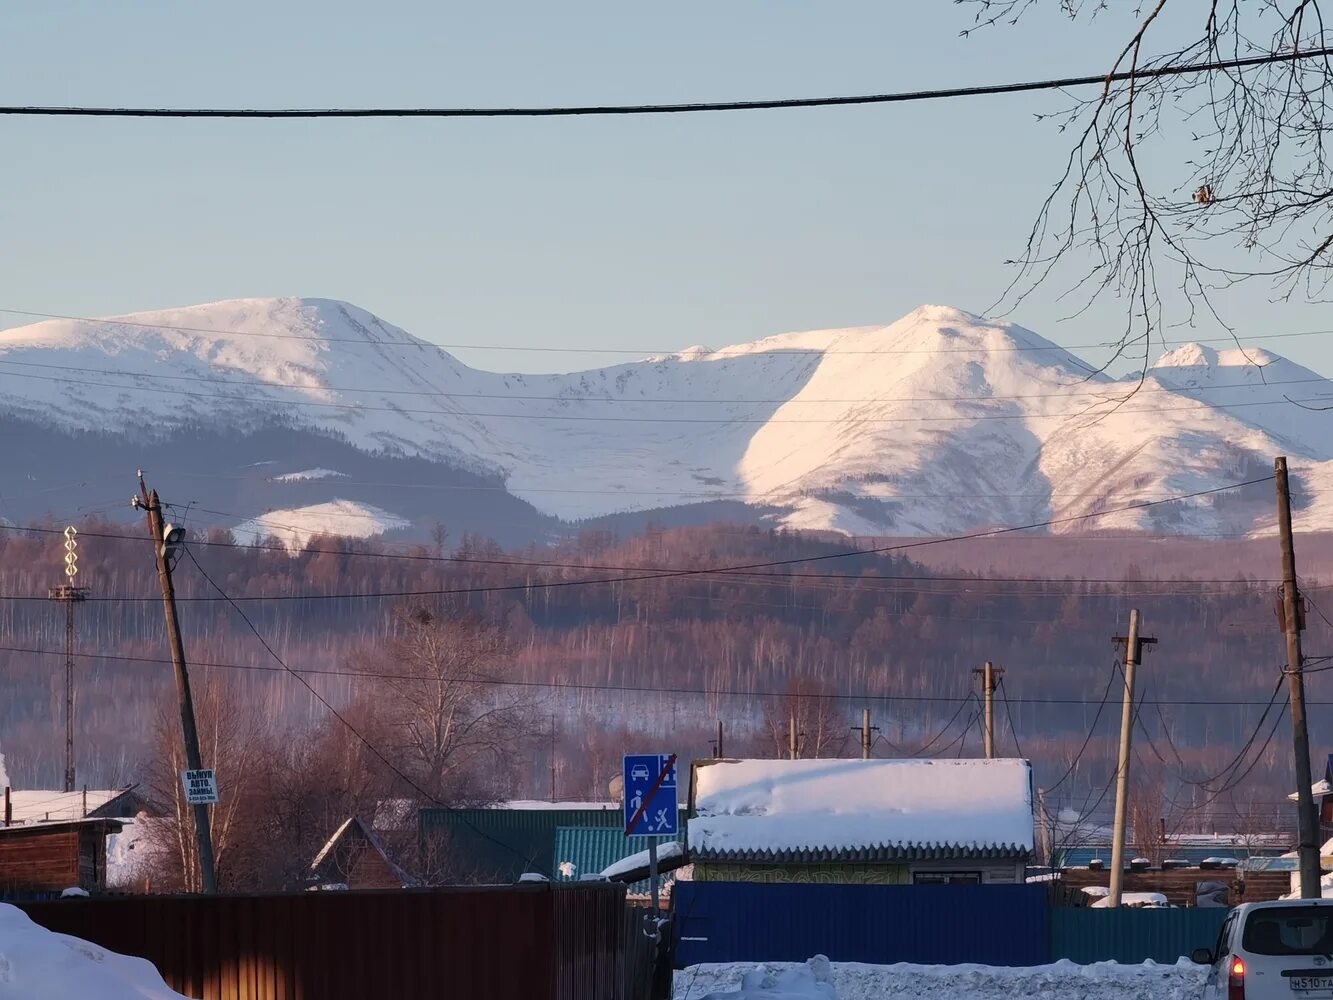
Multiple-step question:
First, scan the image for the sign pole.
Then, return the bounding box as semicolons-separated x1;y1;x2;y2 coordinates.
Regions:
648;838;660;912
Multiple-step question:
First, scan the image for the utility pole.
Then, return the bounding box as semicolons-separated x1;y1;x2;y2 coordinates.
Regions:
1277;456;1321;899
788;712;799;760
855;708;879;760
549;714;557;803
48;527;88;793
134;475;217;894
1109;610;1156;907
711;720;724;758
972;662;1003;759
1037;788;1051;866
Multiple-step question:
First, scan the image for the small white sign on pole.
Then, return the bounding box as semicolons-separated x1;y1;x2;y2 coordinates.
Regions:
181;768;219;806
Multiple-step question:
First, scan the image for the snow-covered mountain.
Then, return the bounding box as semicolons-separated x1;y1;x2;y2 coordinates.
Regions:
1;296;1328;543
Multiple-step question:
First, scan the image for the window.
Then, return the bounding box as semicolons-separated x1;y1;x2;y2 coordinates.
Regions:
1242;907;1333;956
913;872;982;885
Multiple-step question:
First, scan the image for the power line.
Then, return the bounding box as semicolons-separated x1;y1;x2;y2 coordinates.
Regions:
3;364;1331;424
998;676;1025;758
1043;660;1119;796
2;640;1305;706
7;305;1333;356
2;47;1329;119
0;476;1277;603
1;354;1330;406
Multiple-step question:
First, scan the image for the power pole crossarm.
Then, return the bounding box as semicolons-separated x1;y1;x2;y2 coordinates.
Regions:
138;479;218;894
1276;456;1321;899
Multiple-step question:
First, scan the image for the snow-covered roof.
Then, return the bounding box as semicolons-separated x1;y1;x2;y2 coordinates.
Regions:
4;788;135;825
689;758;1033;862
494;800;618;811
1291;779;1332;802
309;816;418;888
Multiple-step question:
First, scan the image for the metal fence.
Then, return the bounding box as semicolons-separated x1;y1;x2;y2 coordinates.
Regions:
675;882;1050;968
19;883;634;1000
1048;907;1228;965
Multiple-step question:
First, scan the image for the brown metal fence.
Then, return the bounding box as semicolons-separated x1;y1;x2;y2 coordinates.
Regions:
18;883;633;1000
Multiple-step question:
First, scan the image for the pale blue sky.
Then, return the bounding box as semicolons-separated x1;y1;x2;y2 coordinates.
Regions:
0;1;1325;374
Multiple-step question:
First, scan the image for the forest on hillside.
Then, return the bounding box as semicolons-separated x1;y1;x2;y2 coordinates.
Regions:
0;514;1317;880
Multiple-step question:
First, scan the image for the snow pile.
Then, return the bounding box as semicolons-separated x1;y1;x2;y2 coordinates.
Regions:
601;840;687;880
1090;892;1169;908
272;468;347;482
692;956;836;999
674;959;1207;1000
232;500;409;549
690;759;1033;857
0;903;188;999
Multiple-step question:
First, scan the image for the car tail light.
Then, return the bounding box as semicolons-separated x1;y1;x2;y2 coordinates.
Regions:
1228;956;1246;1000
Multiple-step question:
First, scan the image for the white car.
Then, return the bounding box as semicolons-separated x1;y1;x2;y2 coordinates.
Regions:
1195;899;1333;999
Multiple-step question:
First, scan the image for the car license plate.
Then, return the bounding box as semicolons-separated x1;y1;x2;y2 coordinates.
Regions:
1290;976;1333;992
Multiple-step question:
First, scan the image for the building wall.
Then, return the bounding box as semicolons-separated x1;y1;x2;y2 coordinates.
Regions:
0;829;80;892
910;860;1026;884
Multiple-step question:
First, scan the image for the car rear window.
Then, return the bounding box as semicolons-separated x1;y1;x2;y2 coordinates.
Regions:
1243;908;1333;956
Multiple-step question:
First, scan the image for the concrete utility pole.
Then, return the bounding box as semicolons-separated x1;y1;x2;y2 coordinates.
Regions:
1109;610;1156;908
1276;456;1321;899
972;662;1003;759
135;475;217;894
1037;788;1051;866
860;708;878;760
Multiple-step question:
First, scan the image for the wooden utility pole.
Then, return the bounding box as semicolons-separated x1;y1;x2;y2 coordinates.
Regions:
136;476;217;894
972;662;1003;759
788;712;798;760
1109;610;1155;908
1277;456;1321;898
713;720;724;758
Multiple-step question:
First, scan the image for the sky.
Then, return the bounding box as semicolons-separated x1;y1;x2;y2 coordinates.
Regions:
0;1;1328;375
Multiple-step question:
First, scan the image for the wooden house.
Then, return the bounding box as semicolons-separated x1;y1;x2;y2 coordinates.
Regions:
0;817;127;895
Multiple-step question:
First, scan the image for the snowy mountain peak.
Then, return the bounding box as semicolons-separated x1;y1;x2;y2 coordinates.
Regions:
2;298;1332;539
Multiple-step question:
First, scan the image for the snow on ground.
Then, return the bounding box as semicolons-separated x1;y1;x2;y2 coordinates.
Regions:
0;903;188;999
272;468;347;482
673;959;1208;1000
231;500;409;549
690;759;1033;856
687;956;837;999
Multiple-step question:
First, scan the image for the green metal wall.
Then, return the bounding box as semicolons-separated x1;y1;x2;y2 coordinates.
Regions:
1049;908;1228;965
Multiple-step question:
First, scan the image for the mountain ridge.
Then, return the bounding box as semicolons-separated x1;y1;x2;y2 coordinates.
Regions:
1;296;1328;543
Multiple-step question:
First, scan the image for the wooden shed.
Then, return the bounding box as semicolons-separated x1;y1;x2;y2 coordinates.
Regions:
309;816;417;890
0;817;126;895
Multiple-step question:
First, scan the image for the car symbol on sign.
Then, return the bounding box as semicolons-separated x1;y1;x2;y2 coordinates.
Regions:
630;764;650;782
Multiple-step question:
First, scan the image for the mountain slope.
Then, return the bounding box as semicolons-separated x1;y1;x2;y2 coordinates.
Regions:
0;297;1327;540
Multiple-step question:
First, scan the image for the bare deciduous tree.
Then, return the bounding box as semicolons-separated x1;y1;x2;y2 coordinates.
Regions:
763;676;848;759
354;606;536;804
959;1;1333;378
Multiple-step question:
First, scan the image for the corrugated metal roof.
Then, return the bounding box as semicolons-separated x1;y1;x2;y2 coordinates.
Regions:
552;827;681;896
419;807;624;882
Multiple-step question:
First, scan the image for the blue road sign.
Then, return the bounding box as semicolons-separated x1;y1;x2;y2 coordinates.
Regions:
623;753;679;837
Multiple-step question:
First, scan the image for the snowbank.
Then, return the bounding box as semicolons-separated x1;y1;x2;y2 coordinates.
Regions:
691;956;836;999
602;841;687;880
674;959;1207;1000
0;903;188;999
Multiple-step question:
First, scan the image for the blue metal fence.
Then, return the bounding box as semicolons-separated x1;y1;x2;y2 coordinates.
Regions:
674;882;1050;969
1048;907;1227;965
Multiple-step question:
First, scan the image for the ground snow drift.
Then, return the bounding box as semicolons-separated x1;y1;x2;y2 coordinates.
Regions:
674;959;1208;1000
692;956;838;999
0;904;186;999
